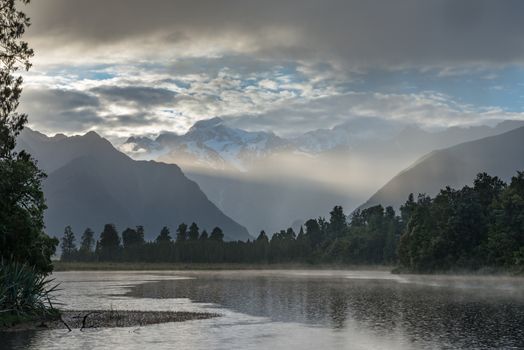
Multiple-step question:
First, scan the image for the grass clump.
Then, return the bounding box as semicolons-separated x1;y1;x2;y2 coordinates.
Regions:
0;260;60;327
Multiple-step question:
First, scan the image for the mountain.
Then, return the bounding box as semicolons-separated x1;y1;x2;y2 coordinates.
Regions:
17;128;251;241
124;117;290;171
118;118;524;235
361;126;524;210
123;117;524;172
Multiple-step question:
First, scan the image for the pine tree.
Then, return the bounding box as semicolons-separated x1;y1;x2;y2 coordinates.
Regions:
176;223;188;242
122;226;145;248
199;230;209;240
80;228;95;253
188;222;200;240
60;226;77;261
210;227;224;242
156;226;172;243
98;224;121;261
256;230;269;243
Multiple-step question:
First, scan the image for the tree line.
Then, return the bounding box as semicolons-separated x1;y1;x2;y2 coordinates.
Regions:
398;171;524;272
60;204;401;265
61;171;524;272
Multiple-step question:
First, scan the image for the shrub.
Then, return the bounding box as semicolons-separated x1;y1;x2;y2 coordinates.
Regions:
0;260;59;322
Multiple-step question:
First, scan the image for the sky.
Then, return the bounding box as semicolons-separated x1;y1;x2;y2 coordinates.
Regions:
19;0;524;141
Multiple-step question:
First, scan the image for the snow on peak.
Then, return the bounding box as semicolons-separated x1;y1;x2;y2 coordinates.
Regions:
189;117;224;131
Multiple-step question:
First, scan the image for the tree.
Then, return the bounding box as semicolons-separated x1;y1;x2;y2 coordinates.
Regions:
78;227;95;261
80;228;95;253
400;193;416;226
487;171;524;266
98;224;121;260
188;222;200;240
199;229;209;240
256;230;269;244
122;226;145;248
0;0;58;274
328;205;347;238
156;226;172;243
210;227;224;242
305;219;322;247
60;226;77;261
176;223;188;242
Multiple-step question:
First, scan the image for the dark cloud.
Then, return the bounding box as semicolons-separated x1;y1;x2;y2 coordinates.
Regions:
26;0;524;68
19;87;167;134
91;86;176;107
20;88;103;132
22;88;100;110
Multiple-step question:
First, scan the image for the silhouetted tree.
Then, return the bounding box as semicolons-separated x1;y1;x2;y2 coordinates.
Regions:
78;227;95;261
80;228;95;253
98;224;121;261
256;230;269;243
188;222;200;240
199;229;209;240
176;223;188;242
62;171;524;271
0;0;58;273
210;227;224;242
122;226;145;248
305;219;322;248
60;226;77;261
156;226;172;243
328;205;347;238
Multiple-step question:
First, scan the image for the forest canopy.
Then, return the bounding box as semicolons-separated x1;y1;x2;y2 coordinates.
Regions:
61;171;524;272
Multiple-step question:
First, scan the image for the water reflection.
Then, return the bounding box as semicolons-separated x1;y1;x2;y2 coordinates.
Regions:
1;270;524;350
127;271;524;348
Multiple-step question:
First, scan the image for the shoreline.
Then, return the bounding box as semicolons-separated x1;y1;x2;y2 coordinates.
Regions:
53;261;523;276
53;261;393;272
0;310;219;332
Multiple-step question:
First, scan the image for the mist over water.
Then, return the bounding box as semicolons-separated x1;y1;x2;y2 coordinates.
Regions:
3;270;524;350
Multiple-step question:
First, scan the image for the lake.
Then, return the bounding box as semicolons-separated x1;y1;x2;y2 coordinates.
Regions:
2;270;524;349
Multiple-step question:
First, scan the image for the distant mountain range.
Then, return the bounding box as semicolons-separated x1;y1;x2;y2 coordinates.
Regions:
122;117;290;172
17;129;251;241
361;125;524;211
120;117;524;234
122;117;524;172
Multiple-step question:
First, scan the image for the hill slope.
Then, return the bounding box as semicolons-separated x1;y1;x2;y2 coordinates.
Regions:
18;129;251;241
361;126;524;210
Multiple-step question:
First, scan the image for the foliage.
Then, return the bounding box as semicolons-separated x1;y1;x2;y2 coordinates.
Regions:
0;0;58;274
97;224;121;261
0;260;59;322
60;226;77;262
60;171;523;272
398;172;524;272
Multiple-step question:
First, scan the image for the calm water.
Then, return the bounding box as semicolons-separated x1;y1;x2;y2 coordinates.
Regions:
2;270;524;350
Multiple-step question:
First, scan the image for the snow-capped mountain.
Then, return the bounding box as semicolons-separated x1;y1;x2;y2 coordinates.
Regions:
122;117;290;171
122;117;524;172
118;117;524;235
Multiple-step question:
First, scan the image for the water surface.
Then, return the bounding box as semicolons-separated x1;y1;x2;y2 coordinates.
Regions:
2;270;524;349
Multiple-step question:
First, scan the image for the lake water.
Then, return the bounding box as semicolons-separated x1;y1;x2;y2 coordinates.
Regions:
2;270;524;350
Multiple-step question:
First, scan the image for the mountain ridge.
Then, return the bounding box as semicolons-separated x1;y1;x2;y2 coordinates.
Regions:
360;125;524;211
17;128;252;241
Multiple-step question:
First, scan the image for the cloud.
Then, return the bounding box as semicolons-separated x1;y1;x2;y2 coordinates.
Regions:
91;86;176;107
20;88;103;133
225;91;524;136
25;0;524;69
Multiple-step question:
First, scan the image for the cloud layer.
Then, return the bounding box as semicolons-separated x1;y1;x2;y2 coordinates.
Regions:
16;1;524;140
26;0;524;68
